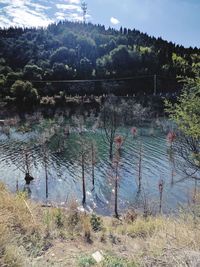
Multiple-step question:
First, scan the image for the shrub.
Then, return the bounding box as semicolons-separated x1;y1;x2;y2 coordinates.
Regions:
78;255;95;267
54;208;64;228
90;213;103;232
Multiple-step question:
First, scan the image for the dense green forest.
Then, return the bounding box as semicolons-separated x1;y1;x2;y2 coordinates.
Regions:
0;21;199;100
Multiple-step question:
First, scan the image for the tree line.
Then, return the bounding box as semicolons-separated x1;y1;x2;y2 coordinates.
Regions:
0;20;199;102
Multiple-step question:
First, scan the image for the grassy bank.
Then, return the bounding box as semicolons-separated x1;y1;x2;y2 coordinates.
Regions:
0;183;200;267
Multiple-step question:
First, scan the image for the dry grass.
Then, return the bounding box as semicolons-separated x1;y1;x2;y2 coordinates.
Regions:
103;213;200;266
0;183;46;266
0;183;200;266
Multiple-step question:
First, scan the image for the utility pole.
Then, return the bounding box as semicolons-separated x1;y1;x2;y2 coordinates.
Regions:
154;74;157;96
81;1;87;24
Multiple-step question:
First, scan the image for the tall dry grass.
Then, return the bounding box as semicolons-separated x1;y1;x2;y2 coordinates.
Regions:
0;182;200;266
0;183;45;266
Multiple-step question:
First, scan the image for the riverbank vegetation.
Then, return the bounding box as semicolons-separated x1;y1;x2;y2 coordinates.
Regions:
165;76;200;178
0;19;200;267
1;183;200;267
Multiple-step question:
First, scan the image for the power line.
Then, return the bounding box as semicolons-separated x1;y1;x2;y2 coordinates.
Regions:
5;74;178;84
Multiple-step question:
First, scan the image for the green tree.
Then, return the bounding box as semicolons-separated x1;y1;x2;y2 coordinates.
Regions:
165;78;200;174
79;57;93;78
50;47;75;65
52;63;74;80
11;80;38;106
0;74;6;97
165;78;200;139
23;64;43;80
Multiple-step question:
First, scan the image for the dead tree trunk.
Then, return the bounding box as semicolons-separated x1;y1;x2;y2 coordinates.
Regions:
44;160;48;199
138;144;142;192
114;161;119;219
91;143;95;189
82;153;86;206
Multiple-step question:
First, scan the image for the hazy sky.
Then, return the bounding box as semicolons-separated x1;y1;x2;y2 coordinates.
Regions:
0;0;199;48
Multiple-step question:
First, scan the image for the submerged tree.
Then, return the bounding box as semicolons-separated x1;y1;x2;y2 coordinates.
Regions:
77;138;91;206
137;143;143;193
101;96;150;160
21;147;34;185
101;96;119;159
91;141;97;190
112;145;121;218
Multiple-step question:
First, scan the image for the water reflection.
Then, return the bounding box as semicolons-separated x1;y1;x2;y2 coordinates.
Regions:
0;114;196;214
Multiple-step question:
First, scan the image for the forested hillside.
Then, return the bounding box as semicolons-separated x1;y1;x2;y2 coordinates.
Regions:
0;21;199;98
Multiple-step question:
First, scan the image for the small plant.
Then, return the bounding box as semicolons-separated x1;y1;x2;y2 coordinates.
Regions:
78;255;95;267
158;179;164;214
90;213;103;232
43;210;52;234
100;229;107;243
82;214;92;243
123;209;137;223
103;254;137;267
66;199;81;234
55;208;64;228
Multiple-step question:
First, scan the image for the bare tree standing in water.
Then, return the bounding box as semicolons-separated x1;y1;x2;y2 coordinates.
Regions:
77;138;91;206
42;143;49;200
112;135;123;219
138;142;143;193
23;148;34;184
101;96;118;160
38;124;55;201
91;141;97;190
101;96;149;160
158;179;164;214
112;149;120;219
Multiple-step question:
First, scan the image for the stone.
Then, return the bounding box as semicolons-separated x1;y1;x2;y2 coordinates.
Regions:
92;251;104;263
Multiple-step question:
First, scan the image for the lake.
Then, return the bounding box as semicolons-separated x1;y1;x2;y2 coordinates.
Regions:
0;113;196;215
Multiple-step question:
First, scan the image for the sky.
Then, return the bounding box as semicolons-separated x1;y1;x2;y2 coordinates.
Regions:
0;0;199;48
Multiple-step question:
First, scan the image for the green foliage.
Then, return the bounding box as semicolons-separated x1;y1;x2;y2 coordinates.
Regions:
50;47;75;65
165;77;200;171
90;213;103;232
0;21;199;99
54;208;64;228
165;78;200;140
103;254;138;267
79;57;93;78
10;80;38;106
43;210;52;230
78;255;96;267
52;63;74;79
172;53;190;75
0;74;6;96
23;64;43;80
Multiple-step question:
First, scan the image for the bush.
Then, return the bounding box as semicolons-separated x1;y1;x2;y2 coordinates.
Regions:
10;80;39;106
90;213;103;232
54;208;64;228
78;255;96;267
